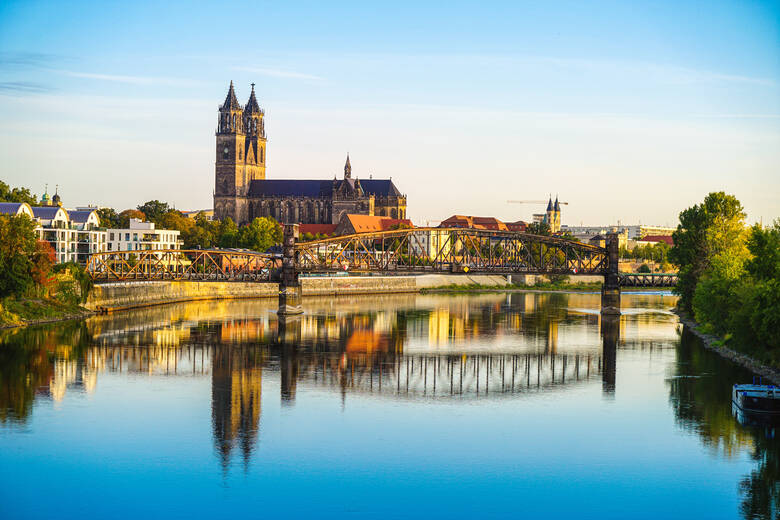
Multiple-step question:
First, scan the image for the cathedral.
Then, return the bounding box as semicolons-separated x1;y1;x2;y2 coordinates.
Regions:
213;82;407;225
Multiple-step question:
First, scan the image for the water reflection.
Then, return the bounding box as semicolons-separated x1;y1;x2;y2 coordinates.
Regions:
668;328;780;519
1;291;773;519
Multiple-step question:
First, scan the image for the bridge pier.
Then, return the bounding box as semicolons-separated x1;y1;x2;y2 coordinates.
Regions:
601;314;619;395
278;224;303;316
601;232;621;315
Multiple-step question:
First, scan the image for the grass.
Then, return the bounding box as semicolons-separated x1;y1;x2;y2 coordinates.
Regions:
0;297;90;328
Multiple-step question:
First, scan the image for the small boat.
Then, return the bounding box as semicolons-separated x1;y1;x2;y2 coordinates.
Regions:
732;379;780;415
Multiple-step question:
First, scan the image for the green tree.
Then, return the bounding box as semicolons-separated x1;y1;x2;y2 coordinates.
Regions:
96;208;120;228
238;217;282;252
0;215;39;297
745;220;780;282
217;218;239;248
526;221;551;236
118;209;146;228
0;181;37;205
669;192;747;312
136;200;171;225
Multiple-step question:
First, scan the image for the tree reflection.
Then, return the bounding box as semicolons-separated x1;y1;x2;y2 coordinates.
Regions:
669;328;780;519
0;321;89;423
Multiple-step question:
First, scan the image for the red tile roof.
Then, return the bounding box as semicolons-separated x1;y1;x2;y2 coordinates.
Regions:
299;224;337;236
641;235;674;245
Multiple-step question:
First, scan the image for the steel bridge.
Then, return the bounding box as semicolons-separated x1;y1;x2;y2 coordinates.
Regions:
87;228;675;281
85;227;676;313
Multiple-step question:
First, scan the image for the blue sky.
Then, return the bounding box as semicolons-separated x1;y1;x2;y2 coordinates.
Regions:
0;0;778;225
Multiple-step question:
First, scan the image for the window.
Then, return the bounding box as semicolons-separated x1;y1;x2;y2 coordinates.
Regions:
133;233;138;241
109;232;114;240
125;233;130;241
108;243;112;251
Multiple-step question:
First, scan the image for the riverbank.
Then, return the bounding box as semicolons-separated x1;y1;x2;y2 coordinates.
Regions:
674;309;780;385
0;298;94;330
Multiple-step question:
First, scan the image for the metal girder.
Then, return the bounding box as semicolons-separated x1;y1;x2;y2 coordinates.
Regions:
294;227;609;276
86;250;280;282
617;273;678;287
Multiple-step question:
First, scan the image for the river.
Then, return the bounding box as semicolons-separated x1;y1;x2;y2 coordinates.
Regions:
0;292;776;519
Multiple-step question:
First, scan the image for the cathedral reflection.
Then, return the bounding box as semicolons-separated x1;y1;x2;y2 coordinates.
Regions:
0;293;695;477
211;346;263;470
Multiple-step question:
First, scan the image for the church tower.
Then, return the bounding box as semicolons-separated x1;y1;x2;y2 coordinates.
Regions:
243;83;267;182
214;81;249;223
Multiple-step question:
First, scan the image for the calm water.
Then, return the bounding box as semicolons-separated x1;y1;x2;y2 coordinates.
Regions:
0;292;777;519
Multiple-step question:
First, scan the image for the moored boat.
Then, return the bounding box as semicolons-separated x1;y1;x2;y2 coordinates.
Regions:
732;381;780;415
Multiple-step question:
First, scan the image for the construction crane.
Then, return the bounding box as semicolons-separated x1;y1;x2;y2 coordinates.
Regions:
507;200;569;205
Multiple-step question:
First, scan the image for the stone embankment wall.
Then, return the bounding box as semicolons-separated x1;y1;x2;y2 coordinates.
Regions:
86;274;514;312
86;281;278;312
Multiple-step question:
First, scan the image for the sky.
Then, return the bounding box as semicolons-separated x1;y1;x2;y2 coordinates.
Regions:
0;0;778;227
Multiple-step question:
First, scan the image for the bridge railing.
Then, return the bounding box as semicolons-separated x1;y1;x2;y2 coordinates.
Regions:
85;249;280;282
294;227;609;275
617;273;678;287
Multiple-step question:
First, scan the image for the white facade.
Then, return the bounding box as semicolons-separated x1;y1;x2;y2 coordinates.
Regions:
106;218;181;253
408;229;453;260
562;224;676;240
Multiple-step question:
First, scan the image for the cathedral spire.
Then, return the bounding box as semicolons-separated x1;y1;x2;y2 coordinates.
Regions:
344;153;352;179
221;80;241;111
245;83;262;114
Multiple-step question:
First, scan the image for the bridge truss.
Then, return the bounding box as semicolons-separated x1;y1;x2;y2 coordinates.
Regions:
85;249;279;282
294;227;609;275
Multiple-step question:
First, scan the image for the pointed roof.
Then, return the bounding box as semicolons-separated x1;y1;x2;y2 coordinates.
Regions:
546;196;553;212
245;83;262;114
221;81;242;111
344;154;352;178
554;196;560;212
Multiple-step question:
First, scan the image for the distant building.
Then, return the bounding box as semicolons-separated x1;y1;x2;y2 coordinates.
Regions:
0;202;34;218
1;202;106;264
543;196;562;233
212;82;407;225
334;214;412;235
106;218;181;253
440;215;508;231
182;209;215;220
634;235;674;247
299;223;337;237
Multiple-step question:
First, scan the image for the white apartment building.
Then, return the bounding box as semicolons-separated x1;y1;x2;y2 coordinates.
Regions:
106;218;181;253
1;204;181;265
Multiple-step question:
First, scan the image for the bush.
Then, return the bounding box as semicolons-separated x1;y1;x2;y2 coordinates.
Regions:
638;264;651;273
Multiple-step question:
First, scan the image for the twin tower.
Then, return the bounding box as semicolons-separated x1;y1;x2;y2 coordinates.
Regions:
214;81;267;214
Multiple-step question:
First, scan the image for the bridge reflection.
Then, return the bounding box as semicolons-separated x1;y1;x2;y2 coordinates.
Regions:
0;293;676;469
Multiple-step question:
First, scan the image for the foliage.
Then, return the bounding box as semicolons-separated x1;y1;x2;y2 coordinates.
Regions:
0;180;37;205
137;200;171;225
52;262;93;304
238;217;283;252
675;194;780;364
96;207;121;228
526;221;551;236
638;263;651;273
621;242;671;264
118;209;146;228
670;191;747;312
0;215;40;298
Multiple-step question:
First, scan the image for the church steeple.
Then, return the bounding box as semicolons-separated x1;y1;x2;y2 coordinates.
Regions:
222;80;241;111
344;154;352;179
218;81;243;134
243;83;265;138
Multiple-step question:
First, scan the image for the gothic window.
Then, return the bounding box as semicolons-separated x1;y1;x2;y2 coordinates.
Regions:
239;148;242;160
391;209;397;219
232;114;236;129
260;147;264;163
